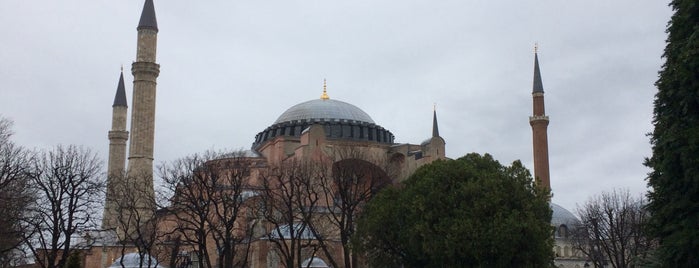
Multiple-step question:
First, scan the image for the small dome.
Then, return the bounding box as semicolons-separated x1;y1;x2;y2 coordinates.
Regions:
551;203;579;226
301;257;329;268
109;253;164;268
275;99;375;124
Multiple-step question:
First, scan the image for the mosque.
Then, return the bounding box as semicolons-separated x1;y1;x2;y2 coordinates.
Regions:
83;0;584;267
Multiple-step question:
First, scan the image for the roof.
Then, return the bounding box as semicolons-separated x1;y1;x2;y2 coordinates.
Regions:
550;203;579;226
137;0;158;31
432;109;439;137
532;52;544;93
109;253;164;268
301;257;330;268
113;71;128;107
274;98;375;124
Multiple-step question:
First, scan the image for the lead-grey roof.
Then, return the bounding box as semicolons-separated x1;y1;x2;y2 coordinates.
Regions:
432;109;439;137
301;257;330;268
113;71;128;107
109;253;164;268
550;203;579;226
532;52;544;93
137;0;158;31
274;99;375;124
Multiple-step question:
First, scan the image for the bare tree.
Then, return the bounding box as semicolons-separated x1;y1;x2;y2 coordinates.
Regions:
23;145;104;268
110;171;165;268
0;117;34;267
159;150;256;268
257;159;323;268
572;189;656;268
207;153;258;268
315;148;392;268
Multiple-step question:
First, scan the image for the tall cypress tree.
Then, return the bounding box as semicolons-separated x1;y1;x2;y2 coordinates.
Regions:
646;0;699;266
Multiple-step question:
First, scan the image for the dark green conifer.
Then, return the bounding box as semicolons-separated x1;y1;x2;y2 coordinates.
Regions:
646;0;699;266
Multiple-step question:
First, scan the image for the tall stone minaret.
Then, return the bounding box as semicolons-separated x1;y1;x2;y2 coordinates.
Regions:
103;70;129;230
529;46;551;190
125;0;159;227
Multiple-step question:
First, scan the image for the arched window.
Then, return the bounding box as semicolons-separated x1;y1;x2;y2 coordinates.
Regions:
558;224;569;238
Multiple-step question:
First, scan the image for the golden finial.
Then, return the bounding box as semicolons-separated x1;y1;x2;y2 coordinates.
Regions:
534;42;539;54
320;79;330;100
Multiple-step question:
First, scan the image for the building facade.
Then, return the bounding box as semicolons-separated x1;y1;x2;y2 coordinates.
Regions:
87;1;584;268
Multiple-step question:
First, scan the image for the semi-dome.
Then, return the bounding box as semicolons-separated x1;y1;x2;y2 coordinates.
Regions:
551;203;579;226
275;99;375;124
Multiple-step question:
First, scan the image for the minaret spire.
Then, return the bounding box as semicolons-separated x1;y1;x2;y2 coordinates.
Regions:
432;104;440;137
112;70;128;107
529;46;551;191
138;0;158;31
533;46;544;93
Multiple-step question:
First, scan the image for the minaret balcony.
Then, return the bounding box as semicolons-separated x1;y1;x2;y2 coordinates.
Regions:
108;130;129;140
529;115;550;122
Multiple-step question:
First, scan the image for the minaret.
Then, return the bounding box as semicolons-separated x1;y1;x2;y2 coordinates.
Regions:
125;0;159;227
426;105;445;159
529;45;551;190
103;70;129;230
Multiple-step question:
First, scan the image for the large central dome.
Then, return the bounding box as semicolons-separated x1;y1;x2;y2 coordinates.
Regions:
252;93;394;150
274;99;375;124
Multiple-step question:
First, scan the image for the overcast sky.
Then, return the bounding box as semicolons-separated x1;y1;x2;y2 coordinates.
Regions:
0;0;672;212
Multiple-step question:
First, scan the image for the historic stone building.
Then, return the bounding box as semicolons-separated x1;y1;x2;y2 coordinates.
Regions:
83;1;584;267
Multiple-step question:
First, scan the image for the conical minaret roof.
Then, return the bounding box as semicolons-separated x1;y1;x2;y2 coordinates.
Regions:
113;71;128;107
533;52;544;93
137;0;158;31
432;108;440;137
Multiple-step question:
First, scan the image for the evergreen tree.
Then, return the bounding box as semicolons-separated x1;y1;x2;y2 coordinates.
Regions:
646;0;699;266
355;153;553;267
63;251;81;268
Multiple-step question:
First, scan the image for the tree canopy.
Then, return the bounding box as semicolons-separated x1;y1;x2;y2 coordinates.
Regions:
646;0;699;266
355;153;553;267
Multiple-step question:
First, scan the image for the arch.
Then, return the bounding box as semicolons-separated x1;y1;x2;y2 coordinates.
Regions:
558;224;569;238
332;158;391;196
389;153;405;165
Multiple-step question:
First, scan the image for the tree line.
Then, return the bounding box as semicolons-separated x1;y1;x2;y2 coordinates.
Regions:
0;117;104;268
0;110;681;268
